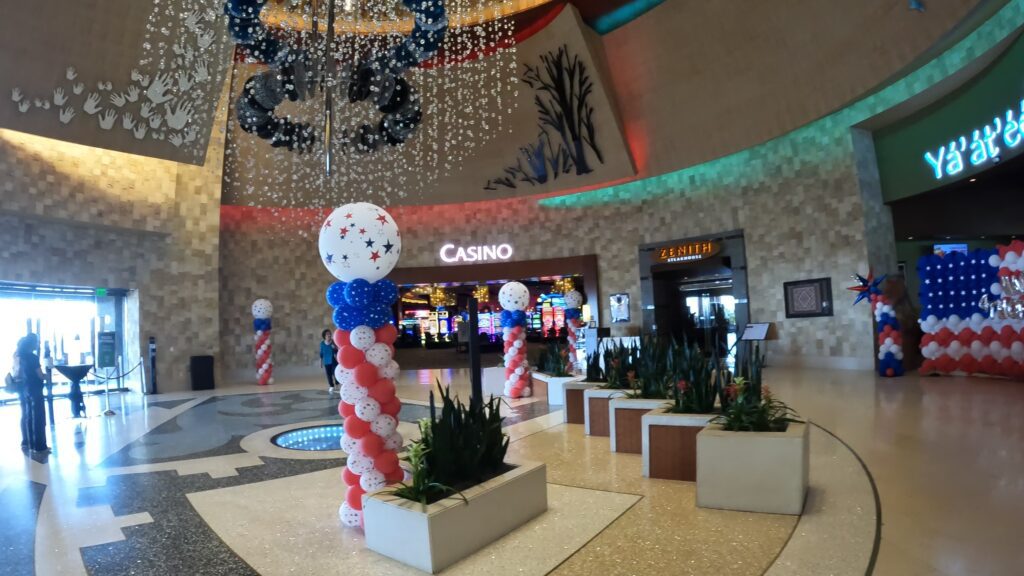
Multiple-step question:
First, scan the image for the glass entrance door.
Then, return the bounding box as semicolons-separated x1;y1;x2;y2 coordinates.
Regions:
680;282;737;362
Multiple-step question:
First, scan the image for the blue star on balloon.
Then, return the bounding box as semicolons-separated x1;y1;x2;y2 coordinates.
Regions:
847;271;886;306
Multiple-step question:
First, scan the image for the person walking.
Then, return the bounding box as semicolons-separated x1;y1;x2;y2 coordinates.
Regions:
320;329;339;394
15;334;48;453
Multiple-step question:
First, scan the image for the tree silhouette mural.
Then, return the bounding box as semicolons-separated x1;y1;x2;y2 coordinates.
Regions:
485;45;604;190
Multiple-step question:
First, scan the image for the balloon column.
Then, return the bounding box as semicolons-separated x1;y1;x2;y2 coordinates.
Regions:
848;273;904;377
499;281;531;398
319;202;404;529
917;246;1024;377
251;299;274;386
564;290;584;372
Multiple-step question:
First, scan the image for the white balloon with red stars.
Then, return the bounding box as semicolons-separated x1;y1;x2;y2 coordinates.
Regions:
365;343;392;367
349;326;376;350
319;203;402;283
499;282;530;311
564;290;583;310
251;299;273;319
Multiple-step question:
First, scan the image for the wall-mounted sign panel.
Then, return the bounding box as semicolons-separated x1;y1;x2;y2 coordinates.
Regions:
654;240;720;264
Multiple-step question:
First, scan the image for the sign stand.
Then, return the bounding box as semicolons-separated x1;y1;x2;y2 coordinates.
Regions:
738;322;777;367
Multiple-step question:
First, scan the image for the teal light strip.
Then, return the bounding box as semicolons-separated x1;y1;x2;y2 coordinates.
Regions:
543;0;1024;208
589;0;666;35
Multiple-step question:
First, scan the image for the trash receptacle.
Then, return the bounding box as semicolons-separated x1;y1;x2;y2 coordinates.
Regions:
190;355;215;391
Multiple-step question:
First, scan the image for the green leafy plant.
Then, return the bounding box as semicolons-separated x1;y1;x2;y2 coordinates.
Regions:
712;345;801;431
667;342;720;413
599;341;639;389
627;335;671;399
585;348;605;382
537;340;573;377
388;383;510;506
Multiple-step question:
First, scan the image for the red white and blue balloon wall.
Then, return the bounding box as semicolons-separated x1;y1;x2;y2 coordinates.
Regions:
319;202;404;529
251;299;274;385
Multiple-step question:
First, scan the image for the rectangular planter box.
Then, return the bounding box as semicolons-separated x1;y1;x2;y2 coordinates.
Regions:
641;410;716;481
583;388;630;436
608;398;668;453
363;460;548;573
530;372;585;406
563;381;599;424
696;423;809;515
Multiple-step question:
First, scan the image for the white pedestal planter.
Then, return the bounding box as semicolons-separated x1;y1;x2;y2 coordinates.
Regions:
530;372;585;405
583;388;630;436
696;423;809;515
363;460;548;574
608;398;666;453
641;410;715;480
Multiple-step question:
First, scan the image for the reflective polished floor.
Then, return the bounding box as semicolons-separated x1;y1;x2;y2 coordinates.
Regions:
0;366;1020;575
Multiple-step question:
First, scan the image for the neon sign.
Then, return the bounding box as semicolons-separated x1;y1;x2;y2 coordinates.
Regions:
439;243;514;263
655;240;719;264
924;99;1024;180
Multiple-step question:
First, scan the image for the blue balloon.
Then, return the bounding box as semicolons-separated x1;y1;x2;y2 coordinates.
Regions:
372;279;399;306
345;279;373;307
500;310;513;325
253;318;271;331
512;310;527;326
326;281;348;307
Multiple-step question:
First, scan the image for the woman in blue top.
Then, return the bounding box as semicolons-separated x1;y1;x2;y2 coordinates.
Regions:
320;329;339;393
15;334;48;452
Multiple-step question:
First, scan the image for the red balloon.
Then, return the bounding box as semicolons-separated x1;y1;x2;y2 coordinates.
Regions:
885;367;895;377
385;468;404;484
369;378;396;403
346;486;366;511
342;467;360;487
1000;356;1017;376
360;434;384;458
375;324;398;345
382;397;402;417
354;363;379;387
344;415;371;439
339;346;365;370
921;334;934;347
956;330;972;346
936;328;954;347
919;359;935;375
374;451;400;474
959;356;978;375
1000;325;1016;339
334;329;351;348
338;401;355;418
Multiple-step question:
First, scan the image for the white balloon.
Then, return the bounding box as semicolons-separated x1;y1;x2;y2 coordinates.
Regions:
513;340;523;349
563;290;583;309
970;340;986;359
991;283;1003;296
371;414;398;437
341;381;369;404
1006;252;1019;265
521;386;532;397
383;432;404;451
347;452;375;475
339;502;362;528
514;366;524;376
381;360;399;379
365;343;392;367
989;254;1002;267
336;366;354;386
355;398;382;422
350;326;376;350
360;469;387;492
498;281;530;312
251;298;273;319
318;203;402;282
340;434;360;454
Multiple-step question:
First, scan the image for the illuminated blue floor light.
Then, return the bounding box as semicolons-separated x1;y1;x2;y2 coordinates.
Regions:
272;424;346;451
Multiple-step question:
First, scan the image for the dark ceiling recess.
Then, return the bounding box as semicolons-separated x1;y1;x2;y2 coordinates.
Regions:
889;151;1024;240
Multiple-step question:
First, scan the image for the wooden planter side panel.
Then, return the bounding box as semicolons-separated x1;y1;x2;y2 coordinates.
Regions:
612;408;647;454
587;397;611;436
529;375;547;402
649;424;702;481
565;389;586;424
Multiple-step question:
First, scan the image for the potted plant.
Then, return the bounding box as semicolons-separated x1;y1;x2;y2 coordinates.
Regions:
583;340;640;436
696;346;808;515
363;385;548;573
609;336;676;453
531;340;584;407
642;343;722;479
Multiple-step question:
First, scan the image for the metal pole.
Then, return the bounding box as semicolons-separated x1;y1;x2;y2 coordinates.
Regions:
103;367;115;416
468;297;482;408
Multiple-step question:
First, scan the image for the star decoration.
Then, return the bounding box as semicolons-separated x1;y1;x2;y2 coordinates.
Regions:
339;227;348;238
369;251;381;262
323;219;332;229
847;271;886;306
383;240;394;254
377;214;388;224
342;254;349;261
325;253;334;264
365;239;375;248
345;213;353;219
358;228;367;235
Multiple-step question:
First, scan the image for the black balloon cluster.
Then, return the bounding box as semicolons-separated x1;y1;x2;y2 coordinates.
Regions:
223;0;447;154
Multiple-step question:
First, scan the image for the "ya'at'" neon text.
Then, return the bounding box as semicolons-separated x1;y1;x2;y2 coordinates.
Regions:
923;99;1024;180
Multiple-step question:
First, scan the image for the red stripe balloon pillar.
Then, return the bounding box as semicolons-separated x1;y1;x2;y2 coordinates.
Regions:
251;299;274;385
563;290;584;372
499;281;532;398
319;202;404;529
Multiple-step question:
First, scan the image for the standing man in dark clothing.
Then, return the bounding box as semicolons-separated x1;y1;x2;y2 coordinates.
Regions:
16;334;48;453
